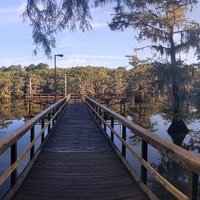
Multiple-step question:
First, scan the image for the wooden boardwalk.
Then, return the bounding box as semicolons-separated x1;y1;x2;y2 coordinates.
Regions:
12;99;148;200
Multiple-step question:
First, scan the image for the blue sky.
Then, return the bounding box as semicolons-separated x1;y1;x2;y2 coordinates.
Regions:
0;1;200;69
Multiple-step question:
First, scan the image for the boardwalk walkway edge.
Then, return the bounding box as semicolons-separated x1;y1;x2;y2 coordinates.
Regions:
85;101;159;200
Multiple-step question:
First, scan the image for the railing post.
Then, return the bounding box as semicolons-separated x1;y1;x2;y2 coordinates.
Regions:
99;108;102;126
52;110;55;126
111;116;114;142
91;102;93;114
96;106;99;120
141;140;148;184
48;112;51;134
188;171;198;200
55;107;57;122
11;142;17;187
122;125;126;157
104;112;107;133
30;126;35;160
41;118;45;143
94;105;97;119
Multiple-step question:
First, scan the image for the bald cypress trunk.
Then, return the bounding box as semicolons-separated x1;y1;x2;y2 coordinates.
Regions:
167;28;188;140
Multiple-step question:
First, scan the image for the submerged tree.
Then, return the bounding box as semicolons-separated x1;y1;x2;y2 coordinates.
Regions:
109;0;200;134
109;0;200;94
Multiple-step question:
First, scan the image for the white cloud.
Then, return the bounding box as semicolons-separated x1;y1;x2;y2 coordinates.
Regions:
64;54;126;59
53;54;126;67
0;53;128;68
0;2;26;13
0;56;30;66
58;58;87;67
90;22;107;28
0;2;26;26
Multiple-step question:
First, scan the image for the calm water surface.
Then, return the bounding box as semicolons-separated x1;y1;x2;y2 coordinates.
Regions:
0;100;49;199
108;96;200;200
0;97;200;199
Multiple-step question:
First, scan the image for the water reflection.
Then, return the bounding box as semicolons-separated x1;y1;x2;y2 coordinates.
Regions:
107;96;200;200
0;100;49;199
109;96;200;152
0;100;49;138
149;155;188;200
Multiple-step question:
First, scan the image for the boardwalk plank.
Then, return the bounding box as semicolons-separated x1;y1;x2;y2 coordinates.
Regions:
12;99;149;200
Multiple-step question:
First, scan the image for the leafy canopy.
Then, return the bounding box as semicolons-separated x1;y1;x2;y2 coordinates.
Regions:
23;0;200;60
23;0;115;56
109;0;200;62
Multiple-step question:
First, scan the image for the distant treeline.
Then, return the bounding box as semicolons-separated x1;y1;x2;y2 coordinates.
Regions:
0;62;200;102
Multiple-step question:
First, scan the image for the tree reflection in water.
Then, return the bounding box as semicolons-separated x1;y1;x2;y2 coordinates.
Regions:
150;155;189;200
106;95;200;199
0;100;49;138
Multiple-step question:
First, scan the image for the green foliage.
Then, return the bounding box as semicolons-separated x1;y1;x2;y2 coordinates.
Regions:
1;62;200;105
109;0;200;114
23;0;96;56
109;0;200;62
0;64;129;101
126;61;152;101
22;0;200;57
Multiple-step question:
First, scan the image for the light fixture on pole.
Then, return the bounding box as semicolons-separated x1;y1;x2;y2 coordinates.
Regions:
54;54;63;101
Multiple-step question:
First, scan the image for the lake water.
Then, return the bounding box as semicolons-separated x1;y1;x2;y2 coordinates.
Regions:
106;96;200;200
0;100;49;199
0;97;200;199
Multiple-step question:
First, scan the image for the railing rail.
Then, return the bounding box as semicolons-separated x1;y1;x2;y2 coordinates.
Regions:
0;94;71;198
84;96;200;200
25;93;64;97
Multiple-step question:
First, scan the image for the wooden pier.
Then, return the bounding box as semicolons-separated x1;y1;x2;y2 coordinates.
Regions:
0;94;200;200
11;99;148;200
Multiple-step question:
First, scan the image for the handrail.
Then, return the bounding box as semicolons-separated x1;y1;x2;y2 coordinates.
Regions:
84;95;200;200
85;96;200;174
0;96;69;155
0;94;71;198
25;93;64;96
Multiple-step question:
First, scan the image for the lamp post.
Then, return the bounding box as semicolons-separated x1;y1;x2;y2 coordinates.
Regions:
65;74;67;97
54;54;63;101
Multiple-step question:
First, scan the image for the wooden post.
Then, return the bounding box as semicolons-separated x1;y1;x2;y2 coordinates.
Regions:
30;126;35;160
52;110;55;126
92;103;96;117
104;112;107;133
48;113;51;134
141;140;148;184
55;107;57;122
29;77;32;97
122;125;126;157
99;108;102;126
111;116;114;142
96;106;98;120
188;171;198;200
94;105;97;119
11;142;17;187
41;118;45;143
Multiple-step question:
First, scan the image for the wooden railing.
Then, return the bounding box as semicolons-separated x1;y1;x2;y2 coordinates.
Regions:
25;93;64;99
0;94;71;199
84;96;200;200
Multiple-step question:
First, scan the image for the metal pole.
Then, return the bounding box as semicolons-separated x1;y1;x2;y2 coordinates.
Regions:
65;74;67;97
54;54;63;101
54;55;57;102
